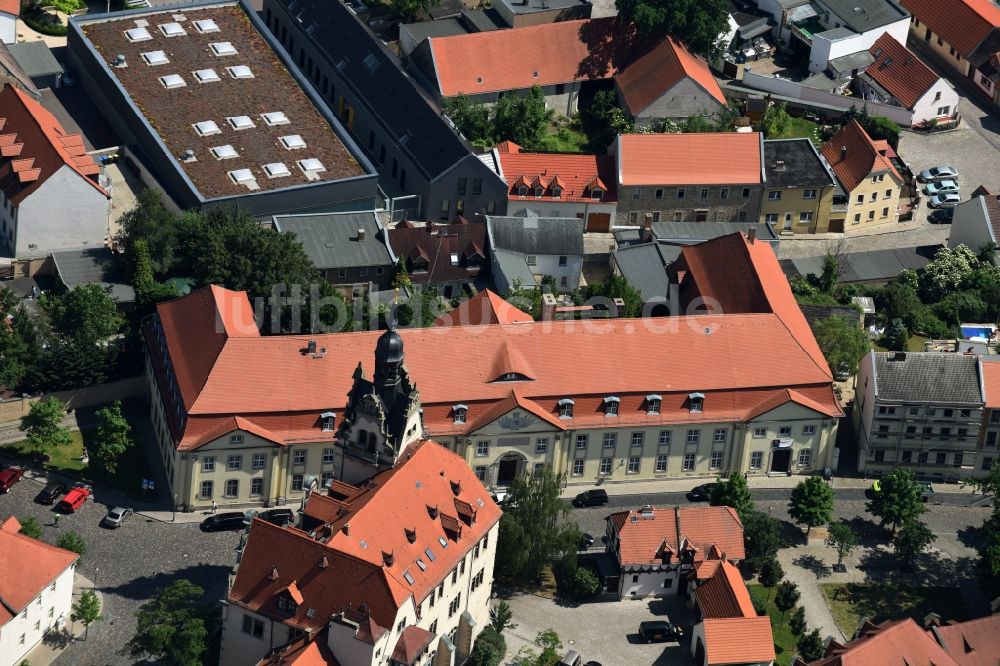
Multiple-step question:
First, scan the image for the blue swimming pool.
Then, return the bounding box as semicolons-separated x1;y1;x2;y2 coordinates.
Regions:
961;326;995;339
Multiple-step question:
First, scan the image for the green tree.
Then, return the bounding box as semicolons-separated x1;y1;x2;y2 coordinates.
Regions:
758;558;784;600
490;600;517;635
388;0;438;20
743;510;783;575
756;102;791;138
774;580;800;623
884;318;909;352
496;467;580;583
581;89;635;152
965;465;1000;510
874;281;921;331
616;0;730;59
19;396;71;453
866;468;927;533
116;188;179;275
865;115;901;149
788;476;835;534
468;626;506;666
710;472;755;522
93;401;133;475
0;297;40;389
123;579;209;666
56;531;87;558
812;315;870;378
18;516;43;539
133;237;155;297
71;589;102;640
514;629;562;666
798;628;825;661
919;245;980;302
789;606;807;636
825;522;859;569
565;566;600;599
893;518;936;571
589;274;643;317
493;86;554;149
391;258;412;291
442;94;493;146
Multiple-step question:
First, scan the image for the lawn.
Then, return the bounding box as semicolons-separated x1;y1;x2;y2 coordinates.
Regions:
873;334;929;353
536;117;590;153
748;584;798;666
1;426;154;500
776;117;823;145
820;583;966;639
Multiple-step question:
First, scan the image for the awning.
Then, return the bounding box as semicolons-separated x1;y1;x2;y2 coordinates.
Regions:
739;21;773;40
788;2;819;22
773;438;794;448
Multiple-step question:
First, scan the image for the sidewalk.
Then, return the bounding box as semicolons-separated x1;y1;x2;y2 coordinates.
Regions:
23;572;102;666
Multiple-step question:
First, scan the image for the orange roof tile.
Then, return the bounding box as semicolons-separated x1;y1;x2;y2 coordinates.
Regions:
812;619;958;666
929;615;1000;666
616;37;726;112
256;635;340;666
429;18;633;96
610;506;744;567
0;85;108;205
900;0;1000;56
701;617;775;665
982;362;1000;408
820;120;902;194
867;35;940;109
616;133;763;186
0;515;79;627
694;560;756;618
434;289;533;327
496;142;618;204
0;0;18;16
391;625;436;665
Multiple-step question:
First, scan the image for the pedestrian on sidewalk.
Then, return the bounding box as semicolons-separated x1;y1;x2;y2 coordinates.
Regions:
211;500;218;514
53;514;60;528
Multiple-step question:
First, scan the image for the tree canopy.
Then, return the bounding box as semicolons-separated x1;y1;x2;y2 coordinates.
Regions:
743;510;783;574
865;468;926;532
19;396;72;453
93;401;133;475
812;315;870;377
71;589;103;640
788;476;835;534
893;518;935;570
581;89;635;152
444;87;554;149
123;579;210;666
825;522;859;568
710;472;755;522
588;274;644;317
615;0;730;59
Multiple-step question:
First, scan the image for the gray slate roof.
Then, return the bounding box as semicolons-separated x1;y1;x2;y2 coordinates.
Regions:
273;212;394;270
763;139;836;189
873;352;983;404
493;247;537;287
781;245;939;283
612;243;680;302
51;248;135;304
7;41;63;78
487;216;584;255
0;42;41;100
614;222;779;247
400;18;468;42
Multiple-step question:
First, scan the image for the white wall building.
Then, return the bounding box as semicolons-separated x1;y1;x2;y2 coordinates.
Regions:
0;1;16;46
486;215;585;293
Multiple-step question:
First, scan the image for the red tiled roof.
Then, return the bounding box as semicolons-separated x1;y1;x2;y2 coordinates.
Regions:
0;515;79;627
866;35;940;109
820;120;902;194
701;617;775;665
388;221;486;285
929;615;1000;666
616;37;726;112
429;18;633;96
609;505;744;567
616;133;763;186
496;141;618;204
811;619;958;666
983;362;1000;409
0;85;108;205
694;560;755;618
434;289;533;327
256;636;340;666
0;0;18;17
900;0;1000;56
391;625;436;665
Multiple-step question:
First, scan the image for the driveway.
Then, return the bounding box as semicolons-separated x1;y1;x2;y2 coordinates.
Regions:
502;591;696;666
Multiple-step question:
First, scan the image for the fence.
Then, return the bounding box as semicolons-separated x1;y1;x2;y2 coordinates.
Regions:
0;377;147;424
740;72;914;126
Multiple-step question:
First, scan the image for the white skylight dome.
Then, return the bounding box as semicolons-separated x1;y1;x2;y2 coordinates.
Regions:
227;65;254;79
226;115;255;130
263;162;291;178
159;22;187;37
193;68;220;83
210;144;238;160
125;27;152;42
210;41;237;57
159;74;186;89
193;19;220;33
279;134;306;150
261;111;290;126
141;50;169;66
193;120;221;137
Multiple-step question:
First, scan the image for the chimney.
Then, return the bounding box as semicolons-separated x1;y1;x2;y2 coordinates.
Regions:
381;550;394;567
892;351;907;362
307;339;317;354
425;220;434;233
642;213;653;242
540;292;557;320
840;145;847;161
747;227;757;243
774;160;786;171
357;228;366;241
342;523;350;535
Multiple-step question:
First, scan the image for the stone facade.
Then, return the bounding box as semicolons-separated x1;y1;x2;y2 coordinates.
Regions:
616;183;763;226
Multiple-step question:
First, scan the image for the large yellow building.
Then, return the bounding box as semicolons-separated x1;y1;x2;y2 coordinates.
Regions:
759;139;838;234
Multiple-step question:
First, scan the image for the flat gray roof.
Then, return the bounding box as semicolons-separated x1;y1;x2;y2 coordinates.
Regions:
7;41;63;78
817;26;855;41
821;0;909;32
614;222;780;247
496;0;589;14
828;50;875;72
273;212;394;269
401;18;468;41
493;247;537;287
51;248;135;303
782;245;939;283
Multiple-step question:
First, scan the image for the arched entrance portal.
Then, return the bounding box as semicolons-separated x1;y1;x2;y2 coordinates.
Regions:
493;452;527;487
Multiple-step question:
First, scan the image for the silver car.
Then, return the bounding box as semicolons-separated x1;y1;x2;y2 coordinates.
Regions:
918;165;958;182
924;179;959;196
929;192;962;208
102;506;133;528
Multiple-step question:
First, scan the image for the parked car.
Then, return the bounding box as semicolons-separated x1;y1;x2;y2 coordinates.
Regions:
572;489;609;508
924;179;959;196
918;165;958;182
201;512;247;532
686;483;717;502
252;508;295;527
101;506;134;528
36;480;67;504
929;208;954;224
929;192;962;208
56;485;91;513
638;620;684;643
0;467;24;493
578;532;595;550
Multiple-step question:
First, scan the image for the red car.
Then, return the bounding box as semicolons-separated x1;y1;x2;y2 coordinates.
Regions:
0;467;24;493
56;485;91;513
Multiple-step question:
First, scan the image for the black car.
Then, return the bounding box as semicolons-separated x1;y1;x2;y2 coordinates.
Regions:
201;512;247;532
36;480;67;505
572;489;609;508
257;508;295;526
638;620;684;643
929;208;954;224
578;532;595;550
686;483;718;502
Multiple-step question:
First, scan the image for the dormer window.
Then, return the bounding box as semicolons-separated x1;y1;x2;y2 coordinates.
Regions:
534;187;543;197
276;595;298;614
320;411;335;432
604;396;620;416
646;395;661;414
517;185;528;196
689;392;704;413
552;187;562;198
591;188;603;201
558;398;574;418
453;404;468;424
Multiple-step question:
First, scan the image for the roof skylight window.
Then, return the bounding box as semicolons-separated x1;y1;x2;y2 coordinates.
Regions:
192;68;220;83
261;111;290;126
226;115;255;130
227;65;254;79
263;162;291;178
210;41;237;56
159;74;186;89
193;18;220;33
403;570;414;585
193;120;221;137
124;27;152;42
279;134;306;150
416;558;427;571
297;158;326;173
141;50;169;66
159;22;187;37
228;169;255;184
210;145;238;160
